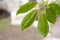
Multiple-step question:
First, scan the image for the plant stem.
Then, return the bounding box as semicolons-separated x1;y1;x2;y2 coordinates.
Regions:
42;0;46;14
46;0;49;5
44;0;49;13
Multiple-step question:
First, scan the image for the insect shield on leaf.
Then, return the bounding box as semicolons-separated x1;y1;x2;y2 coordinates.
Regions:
49;3;60;15
17;2;38;15
38;13;49;37
46;8;56;24
21;10;38;31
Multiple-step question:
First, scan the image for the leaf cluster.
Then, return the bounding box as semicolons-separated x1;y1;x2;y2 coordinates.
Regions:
17;2;60;37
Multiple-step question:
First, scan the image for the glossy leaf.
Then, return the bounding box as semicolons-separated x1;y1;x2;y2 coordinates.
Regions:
17;2;38;14
49;3;60;15
21;10;38;31
38;13;49;37
46;8;56;24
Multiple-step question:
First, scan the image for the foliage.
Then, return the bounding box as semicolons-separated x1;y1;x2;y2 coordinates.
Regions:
17;1;60;37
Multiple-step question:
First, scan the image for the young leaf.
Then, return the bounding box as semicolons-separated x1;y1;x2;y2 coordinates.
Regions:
38;13;49;37
21;10;38;31
46;8;56;24
17;2;38;15
49;3;60;15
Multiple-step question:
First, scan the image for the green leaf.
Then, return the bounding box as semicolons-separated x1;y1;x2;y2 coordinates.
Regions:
46;8;56;24
21;9;38;31
38;13;49;37
17;2;38;15
49;3;60;15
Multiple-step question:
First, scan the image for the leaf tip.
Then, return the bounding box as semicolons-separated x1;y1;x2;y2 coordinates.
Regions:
16;11;20;15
